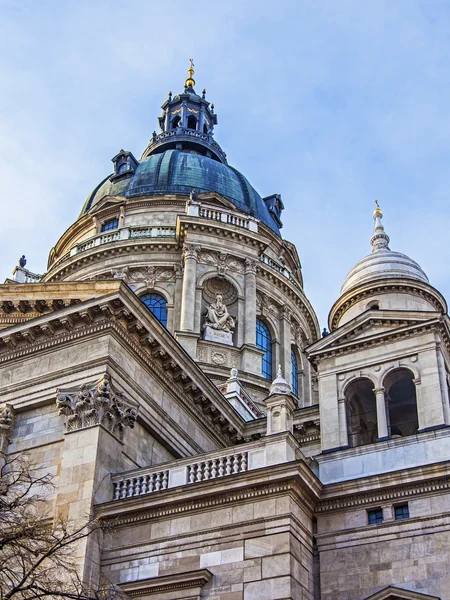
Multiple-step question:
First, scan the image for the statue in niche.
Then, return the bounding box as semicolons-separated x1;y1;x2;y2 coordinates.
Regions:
203;293;235;333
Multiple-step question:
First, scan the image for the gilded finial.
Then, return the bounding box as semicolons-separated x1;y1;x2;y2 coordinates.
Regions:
185;58;195;88
374;199;382;216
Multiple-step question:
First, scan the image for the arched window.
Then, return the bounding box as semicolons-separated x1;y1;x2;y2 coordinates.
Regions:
256;319;272;380
187;115;197;130
291;349;299;397
117;163;127;174
140;293;168;327
345;378;377;448
171;116;181;129
384;368;418;437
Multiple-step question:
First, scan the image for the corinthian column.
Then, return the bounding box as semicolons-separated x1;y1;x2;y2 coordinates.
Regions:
244;258;257;345
180;243;199;332
373;387;389;440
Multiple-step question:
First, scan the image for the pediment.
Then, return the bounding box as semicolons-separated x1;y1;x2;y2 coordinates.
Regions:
365;585;440;600
307;309;441;357
90;195;125;213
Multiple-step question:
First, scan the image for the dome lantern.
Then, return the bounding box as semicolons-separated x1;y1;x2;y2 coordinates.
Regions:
146;60;225;163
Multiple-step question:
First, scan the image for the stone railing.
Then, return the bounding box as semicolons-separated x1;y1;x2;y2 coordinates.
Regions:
145;128;227;163
71;227;177;256
187;203;258;233
260;254;301;289
12;266;43;284
111;435;298;502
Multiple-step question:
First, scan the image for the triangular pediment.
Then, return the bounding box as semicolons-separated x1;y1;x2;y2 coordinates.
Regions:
307;309;441;357
365;585;440;600
90;195;125;213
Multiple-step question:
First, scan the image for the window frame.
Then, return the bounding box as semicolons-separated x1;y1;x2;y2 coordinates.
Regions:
394;503;410;521
256;319;273;380
101;217;119;232
367;508;383;525
140;293;168;328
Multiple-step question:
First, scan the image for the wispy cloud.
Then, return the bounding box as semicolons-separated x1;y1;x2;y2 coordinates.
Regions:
1;0;450;326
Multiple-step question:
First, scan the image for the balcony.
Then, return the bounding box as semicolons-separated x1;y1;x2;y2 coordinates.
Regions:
70;226;177;256
186;202;259;233
111;433;299;502
259;254;301;289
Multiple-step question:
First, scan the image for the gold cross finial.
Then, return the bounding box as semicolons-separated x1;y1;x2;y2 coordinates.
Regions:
185;59;195;88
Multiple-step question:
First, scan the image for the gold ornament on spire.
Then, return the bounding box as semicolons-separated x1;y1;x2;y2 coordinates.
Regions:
374;199;382;217
185;58;196;88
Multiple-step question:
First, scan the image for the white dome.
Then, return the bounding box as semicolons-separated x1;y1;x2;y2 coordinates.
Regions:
341;205;429;295
341;248;428;294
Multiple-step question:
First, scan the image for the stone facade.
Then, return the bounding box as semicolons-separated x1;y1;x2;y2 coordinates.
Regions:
2;68;450;600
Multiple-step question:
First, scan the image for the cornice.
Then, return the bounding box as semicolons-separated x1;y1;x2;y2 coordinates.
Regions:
329;279;447;331
119;568;213;598
0;285;245;446
97;462;321;524
317;459;450;513
308;318;440;364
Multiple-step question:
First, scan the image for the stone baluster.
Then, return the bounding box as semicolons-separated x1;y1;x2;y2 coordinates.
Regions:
374;387;389;440
180;244;199;332
244;258;257;345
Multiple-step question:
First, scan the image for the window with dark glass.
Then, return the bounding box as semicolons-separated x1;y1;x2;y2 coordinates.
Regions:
394;504;410;520
367;508;383;525
291;349;298;397
256;319;272;380
140;293;168;327
101;218;119;232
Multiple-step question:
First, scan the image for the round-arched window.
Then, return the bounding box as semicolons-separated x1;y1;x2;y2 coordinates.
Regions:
291;350;299;397
140;293;168;327
256;319;272;380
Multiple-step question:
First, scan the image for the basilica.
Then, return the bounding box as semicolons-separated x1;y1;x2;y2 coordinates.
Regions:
1;63;450;600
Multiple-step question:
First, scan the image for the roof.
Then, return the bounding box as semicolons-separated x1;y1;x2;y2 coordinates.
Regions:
81;149;281;235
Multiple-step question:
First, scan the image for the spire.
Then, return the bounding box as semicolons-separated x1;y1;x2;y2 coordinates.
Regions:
370;200;390;252
185;58;196;90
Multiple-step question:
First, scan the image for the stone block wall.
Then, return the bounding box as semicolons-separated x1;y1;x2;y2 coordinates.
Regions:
101;493;316;600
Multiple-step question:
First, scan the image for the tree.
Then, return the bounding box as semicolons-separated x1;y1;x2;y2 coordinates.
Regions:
0;452;123;600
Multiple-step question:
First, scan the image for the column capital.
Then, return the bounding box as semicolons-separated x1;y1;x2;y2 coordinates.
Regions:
183;243;200;261
244;258;257;274
373;387;385;394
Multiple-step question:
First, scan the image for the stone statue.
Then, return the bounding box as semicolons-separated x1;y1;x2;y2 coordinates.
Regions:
19;255;26;268
203;294;235;333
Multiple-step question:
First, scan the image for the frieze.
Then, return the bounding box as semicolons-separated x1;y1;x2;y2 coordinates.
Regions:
56;374;138;440
198;250;244;275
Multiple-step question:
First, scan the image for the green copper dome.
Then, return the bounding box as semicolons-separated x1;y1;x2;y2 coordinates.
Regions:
82;150;281;234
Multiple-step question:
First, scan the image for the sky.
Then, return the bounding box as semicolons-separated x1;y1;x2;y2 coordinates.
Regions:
1;0;450;328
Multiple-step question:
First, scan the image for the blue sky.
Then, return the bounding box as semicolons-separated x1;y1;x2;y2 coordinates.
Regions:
1;0;450;327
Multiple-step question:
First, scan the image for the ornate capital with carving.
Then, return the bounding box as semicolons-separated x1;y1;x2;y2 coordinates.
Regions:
56;374;138;441
0;404;15;453
245;258;257;275
183;243;199;261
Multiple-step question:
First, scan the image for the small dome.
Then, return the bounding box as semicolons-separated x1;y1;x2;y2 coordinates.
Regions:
341;205;428;295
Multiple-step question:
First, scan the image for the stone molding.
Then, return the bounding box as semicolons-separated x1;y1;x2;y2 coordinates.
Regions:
364;585;441;600
119;568;213;598
56;374;138;440
0;289;245;446
317;471;450;513
329;280;446;331
0;403;15;453
308;318;440;365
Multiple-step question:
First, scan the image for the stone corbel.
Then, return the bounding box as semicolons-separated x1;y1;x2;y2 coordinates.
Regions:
56;374;138;441
0;404;15;453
